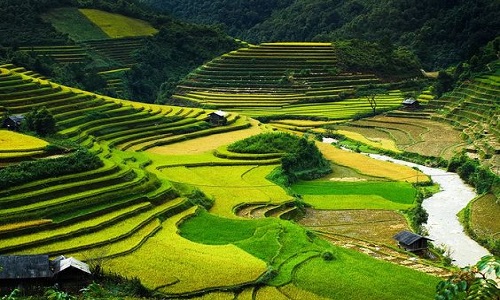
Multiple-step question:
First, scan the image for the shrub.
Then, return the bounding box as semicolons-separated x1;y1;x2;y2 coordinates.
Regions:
229;132;331;186
448;153;499;195
24;106;57;136
0;149;103;189
321;250;335;261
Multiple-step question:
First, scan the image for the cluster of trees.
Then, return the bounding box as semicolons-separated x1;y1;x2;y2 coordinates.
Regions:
0;0;70;46
448;153;499;196
0;149;103;190
143;0;500;68
228;132;331;185
142;0;293;37
0;0;238;103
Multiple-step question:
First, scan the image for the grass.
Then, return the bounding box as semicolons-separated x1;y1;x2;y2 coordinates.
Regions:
470;193;500;240
0;130;48;151
291;181;416;204
42;7;109;41
79;9;158;38
180;209;439;299
291;175;417;210
294;249;439;300
107;207;267;295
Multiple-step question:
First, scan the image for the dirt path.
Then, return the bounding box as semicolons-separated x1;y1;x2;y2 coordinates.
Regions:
368;154;491;267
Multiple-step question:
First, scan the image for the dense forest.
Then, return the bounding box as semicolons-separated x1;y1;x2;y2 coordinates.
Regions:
143;0;500;68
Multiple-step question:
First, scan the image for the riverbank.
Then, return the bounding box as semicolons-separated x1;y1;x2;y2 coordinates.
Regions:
367;154;491;267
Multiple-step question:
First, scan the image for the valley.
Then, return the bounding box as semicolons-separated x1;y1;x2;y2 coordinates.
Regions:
0;1;498;299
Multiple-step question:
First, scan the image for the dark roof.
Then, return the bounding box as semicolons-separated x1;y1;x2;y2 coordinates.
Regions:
393;231;432;245
0;255;52;279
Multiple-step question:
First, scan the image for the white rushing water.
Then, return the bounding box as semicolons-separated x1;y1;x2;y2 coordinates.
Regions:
367;154;491;267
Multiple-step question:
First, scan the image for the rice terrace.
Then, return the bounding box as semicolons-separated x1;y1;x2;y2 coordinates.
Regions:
0;1;499;299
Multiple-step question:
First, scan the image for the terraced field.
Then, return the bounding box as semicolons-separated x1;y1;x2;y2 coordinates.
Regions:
335;115;465;159
0;62;448;298
173;43;404;119
429;64;500;171
0;67;251;264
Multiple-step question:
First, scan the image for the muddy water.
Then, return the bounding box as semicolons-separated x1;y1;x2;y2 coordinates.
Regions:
368;154;491;267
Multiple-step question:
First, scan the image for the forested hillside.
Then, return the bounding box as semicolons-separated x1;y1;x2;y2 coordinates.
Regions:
0;0;238;103
143;0;500;68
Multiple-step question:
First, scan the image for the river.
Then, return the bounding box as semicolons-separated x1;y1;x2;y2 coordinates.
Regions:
367;154;491;267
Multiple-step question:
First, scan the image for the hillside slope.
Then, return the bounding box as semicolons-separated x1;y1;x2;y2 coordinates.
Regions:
143;0;500;67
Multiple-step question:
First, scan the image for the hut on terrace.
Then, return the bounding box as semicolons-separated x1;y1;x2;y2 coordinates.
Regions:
0;255;52;293
393;230;432;252
0;255;91;294
206;110;228;126
51;256;92;290
2;115;25;131
401;98;420;110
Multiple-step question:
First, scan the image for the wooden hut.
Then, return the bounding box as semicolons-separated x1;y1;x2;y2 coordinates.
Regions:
401;98;420;110
51;256;92;291
0;255;52;293
0;255;91;295
206;110;228;126
393;231;432;252
2;115;25;131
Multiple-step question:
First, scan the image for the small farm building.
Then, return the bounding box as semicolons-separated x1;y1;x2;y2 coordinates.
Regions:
206;110;228;126
401;98;420;110
393;231;432;252
0;255;91;294
2;115;25;131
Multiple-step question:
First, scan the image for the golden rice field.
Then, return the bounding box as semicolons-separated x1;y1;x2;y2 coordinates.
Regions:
0;219;52;234
336;129;401;153
160;165;291;217
315;142;429;183
0;130;48;151
147;119;265;155
107;207;267;295
79;9;158;38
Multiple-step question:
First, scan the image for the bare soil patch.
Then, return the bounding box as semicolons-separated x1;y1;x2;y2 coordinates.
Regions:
299;208;409;246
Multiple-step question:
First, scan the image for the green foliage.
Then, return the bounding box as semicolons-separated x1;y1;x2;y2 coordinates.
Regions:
24;106;56;136
144;0;500;68
406;188;429;232
0;289;20;300
321;250;335;261
433;71;454;97
0;149;103;190
335;39;421;77
187;189;213;210
128;24;238;103
435;255;500;300
291;181;416;204
45;288;75;300
229;133;331;185
448;153;499;195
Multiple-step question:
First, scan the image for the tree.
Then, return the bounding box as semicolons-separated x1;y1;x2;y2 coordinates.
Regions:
356;85;388;115
435;255;500;300
25;106;56;136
